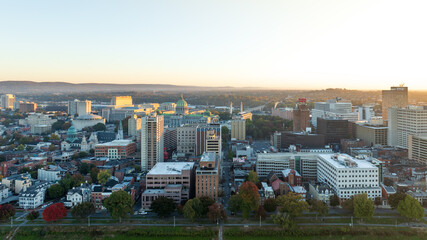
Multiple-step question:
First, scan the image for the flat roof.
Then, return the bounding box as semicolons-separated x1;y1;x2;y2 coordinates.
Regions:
318;154;377;169
200;152;216;162
148;162;194;175
96;139;133;147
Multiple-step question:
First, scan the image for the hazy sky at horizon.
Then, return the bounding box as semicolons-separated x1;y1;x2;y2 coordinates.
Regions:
1;0;427;90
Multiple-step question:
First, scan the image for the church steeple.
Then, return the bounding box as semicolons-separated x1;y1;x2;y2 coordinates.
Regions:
116;120;123;140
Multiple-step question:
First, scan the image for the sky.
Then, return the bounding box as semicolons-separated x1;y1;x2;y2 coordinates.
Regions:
1;0;427;90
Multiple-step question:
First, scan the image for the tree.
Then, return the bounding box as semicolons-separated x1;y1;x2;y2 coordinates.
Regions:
238;181;260;218
388;193;407;209
228;195;242;213
342;197;354;212
48;144;56;152
93;123;106;131
59;174;73;191
247;171;259;184
26;210;40;221
329;194;340;207
183;198;203;222
0;204;16;221
79;163;95;175
47;184;66;199
208;203;227;223
50;134;60;140
353;193;374;219
71;202;96;219
97;170;111;185
17;144;25;151
397;195;424;221
71;173;85;187
42;203;67;222
276;193;309;219
310;199;329;217
90;167;99;183
256;205;267;220
78;151;88;158
103;190;133;220
151;196;176;217
199;196;215;215
263;198;277;212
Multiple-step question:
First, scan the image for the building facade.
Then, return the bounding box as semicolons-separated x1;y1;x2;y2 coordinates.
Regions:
177;125;196;155
231;119;246;140
141;114;164;171
382;86;408;122
196;152;220;200
95;140;136;159
408;135;427;165
388;106;427;149
317;154;381;199
293;100;310;132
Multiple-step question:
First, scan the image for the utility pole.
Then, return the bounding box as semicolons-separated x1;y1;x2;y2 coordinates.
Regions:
259;216;261;227
174;216;176;227
88;215;90;227
351;216;353;227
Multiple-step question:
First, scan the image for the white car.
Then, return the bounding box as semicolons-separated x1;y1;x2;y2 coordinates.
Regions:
139;210;148;215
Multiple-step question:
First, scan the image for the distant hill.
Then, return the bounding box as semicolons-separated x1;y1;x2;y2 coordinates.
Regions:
0;81;242;94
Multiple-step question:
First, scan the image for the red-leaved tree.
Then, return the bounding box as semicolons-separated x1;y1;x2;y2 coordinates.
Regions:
0;204;16;221
42;203;67;222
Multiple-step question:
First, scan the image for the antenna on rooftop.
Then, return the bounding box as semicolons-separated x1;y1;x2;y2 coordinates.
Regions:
399;83;405;87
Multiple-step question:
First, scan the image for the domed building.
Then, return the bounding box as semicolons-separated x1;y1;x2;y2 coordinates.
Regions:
72;114;106;131
176;97;189;115
61;123;98;152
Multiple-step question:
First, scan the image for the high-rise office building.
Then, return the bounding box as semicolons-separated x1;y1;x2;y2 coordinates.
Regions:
293;98;310;132
382;86;408;122
128;114;142;137
1;94;15;110
177;125;196;155
388;106;427;149
19;101;37;113
68;99;91;116
141;114;164;171
311;99;357;128
316;118;351;144
231;119;245;140
196;152;220;200
111;96;133;108
205;130;221;159
196;124;221;156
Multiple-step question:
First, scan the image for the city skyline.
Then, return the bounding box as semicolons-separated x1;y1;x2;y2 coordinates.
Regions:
1;0;427;90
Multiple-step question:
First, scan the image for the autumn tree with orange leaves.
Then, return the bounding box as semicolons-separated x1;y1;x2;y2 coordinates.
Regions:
238;181;260;219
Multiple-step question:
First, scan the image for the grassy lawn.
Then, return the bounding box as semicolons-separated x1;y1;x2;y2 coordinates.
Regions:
225;236;425;240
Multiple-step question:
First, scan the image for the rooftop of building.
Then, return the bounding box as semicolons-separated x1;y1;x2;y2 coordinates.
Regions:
200;152;217;162
282;169;301;177
318;154;378;169
96;139;134;147
75;114;103;120
148;162;195;175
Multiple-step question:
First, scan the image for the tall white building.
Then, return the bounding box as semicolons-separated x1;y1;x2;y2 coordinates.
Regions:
311;99;358;128
317;154;381;199
128;114;142;138
141;114;164;171
1;94;15;110
177;125;196;155
388;106;427;149
68;99;91;116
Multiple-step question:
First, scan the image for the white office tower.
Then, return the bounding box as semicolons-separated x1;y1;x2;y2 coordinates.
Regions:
357;105;375;121
68;99;91;116
311;99;358;128
388;106;427;149
128;115;142;138
1;94;15;110
317;154;381;199
141;114;164;171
